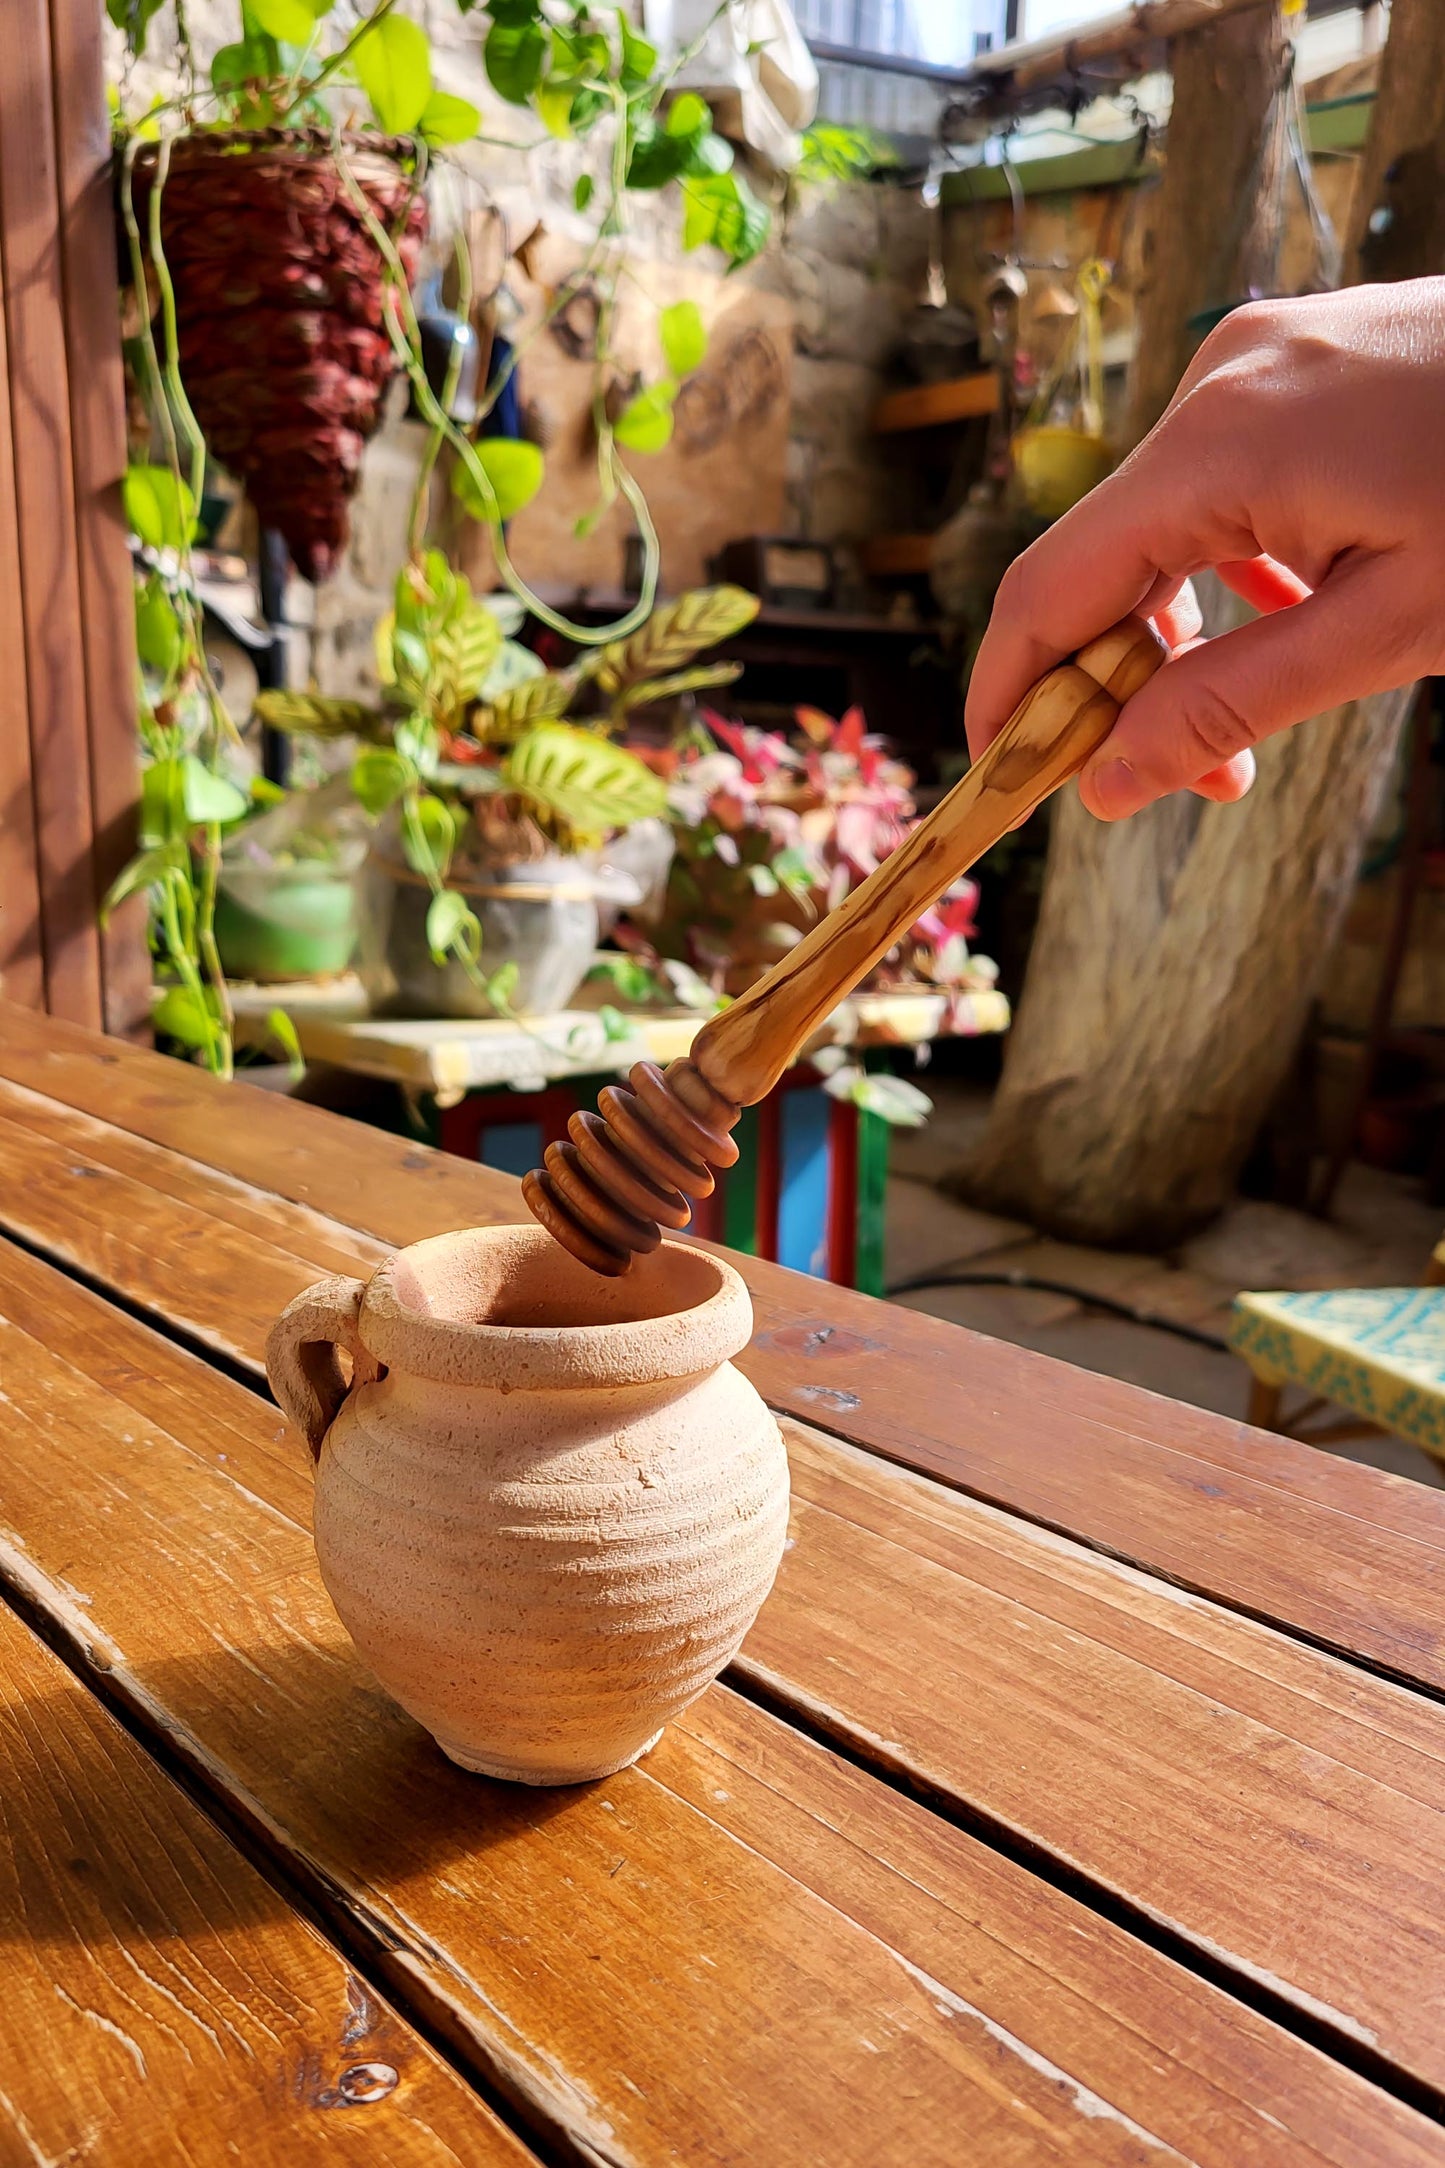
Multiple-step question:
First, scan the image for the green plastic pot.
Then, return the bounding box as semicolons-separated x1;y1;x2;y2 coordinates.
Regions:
214;865;359;983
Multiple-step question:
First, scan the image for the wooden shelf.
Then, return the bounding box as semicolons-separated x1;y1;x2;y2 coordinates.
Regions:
860;533;936;578
872;372;998;435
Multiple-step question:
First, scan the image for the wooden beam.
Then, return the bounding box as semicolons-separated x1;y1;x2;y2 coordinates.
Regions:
872;372;998;435
967;0;1276;89
0;230;44;1010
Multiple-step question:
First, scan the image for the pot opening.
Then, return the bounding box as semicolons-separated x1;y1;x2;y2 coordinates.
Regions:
388;1227;730;1336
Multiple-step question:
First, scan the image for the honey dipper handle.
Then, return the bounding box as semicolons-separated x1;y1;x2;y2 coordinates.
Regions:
689;615;1167;1108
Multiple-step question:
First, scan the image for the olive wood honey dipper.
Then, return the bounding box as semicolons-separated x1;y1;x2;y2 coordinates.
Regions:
524;613;1167;1276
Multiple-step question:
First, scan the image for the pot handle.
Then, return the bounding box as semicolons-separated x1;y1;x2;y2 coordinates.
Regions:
265;1275;377;1463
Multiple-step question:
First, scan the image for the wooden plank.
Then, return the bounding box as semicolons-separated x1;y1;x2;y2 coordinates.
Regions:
0;1237;1435;2166
45;0;149;1039
3;1003;1445;1702
758;1424;1445;2079
872;371;999;434
0;0;104;1026
0;1079;386;1368
0;1597;535;2165
0;193;44;1009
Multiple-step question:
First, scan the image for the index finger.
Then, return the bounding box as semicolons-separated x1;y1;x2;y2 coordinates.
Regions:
964;510;1191;760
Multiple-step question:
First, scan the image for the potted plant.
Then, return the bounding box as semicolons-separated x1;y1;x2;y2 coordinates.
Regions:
255;556;759;1016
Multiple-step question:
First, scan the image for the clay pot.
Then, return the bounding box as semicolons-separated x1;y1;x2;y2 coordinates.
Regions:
266;1226;789;1785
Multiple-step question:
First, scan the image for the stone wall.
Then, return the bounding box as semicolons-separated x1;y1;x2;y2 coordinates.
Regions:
757;181;930;551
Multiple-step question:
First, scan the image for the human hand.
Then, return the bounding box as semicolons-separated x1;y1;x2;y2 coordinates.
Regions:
965;279;1445;820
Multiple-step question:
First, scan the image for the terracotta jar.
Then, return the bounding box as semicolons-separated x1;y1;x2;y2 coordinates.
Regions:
266;1226;789;1785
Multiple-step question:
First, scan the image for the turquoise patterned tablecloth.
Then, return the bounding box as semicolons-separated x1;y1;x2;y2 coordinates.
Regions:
1230;1287;1445;1457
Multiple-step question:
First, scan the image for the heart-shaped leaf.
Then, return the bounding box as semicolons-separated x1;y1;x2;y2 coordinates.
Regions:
153;985;223;1051
681;172;769;266
485;18;546;103
212;29;279;98
245;0;315;43
134;581;183;677
403;794;459;880
665;92;710;138
124;465;197;552
427;889;483;964
659;299;707;378
108;0;167;55
351;747;413;817
621;21;657;88
613;385;676;455
452;438;545;523
352;14;433;134
180;755;250;827
419;90;480;145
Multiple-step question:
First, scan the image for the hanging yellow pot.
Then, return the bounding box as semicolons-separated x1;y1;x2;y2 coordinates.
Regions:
1012;257;1113;519
1012;424;1113;520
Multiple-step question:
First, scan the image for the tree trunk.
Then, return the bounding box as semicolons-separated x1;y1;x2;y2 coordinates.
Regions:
1344;0;1445;283
957;0;1423;1249
957;581;1409;1247
1126;5;1288;445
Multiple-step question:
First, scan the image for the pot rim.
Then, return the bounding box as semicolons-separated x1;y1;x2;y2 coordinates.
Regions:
356;1225;753;1390
131;126;422;170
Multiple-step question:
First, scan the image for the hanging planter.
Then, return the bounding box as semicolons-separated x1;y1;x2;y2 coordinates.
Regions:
130;130;428;583
1010;257;1114;523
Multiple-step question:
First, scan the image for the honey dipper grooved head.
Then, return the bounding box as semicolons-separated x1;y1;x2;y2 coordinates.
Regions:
523;1058;742;1276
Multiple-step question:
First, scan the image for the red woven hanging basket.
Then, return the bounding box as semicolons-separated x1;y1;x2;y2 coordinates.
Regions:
130;130;428;582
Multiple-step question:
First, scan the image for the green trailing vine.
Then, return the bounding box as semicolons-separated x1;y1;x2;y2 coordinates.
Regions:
114;133;244;1075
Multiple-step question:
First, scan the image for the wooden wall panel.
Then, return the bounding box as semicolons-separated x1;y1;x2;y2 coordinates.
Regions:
0;0;144;1034
48;0;148;1038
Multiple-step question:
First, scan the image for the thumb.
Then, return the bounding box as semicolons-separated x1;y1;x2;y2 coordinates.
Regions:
1078;556;1417;820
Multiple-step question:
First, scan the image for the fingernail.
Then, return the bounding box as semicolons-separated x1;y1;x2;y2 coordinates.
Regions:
1085;758;1146;820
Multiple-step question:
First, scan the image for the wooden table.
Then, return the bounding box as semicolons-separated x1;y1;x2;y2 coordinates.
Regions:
3;996;1445;2164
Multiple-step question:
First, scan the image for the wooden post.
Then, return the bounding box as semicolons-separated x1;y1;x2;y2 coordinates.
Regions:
0;0;145;1036
1345;0;1445;284
1125;4;1288;446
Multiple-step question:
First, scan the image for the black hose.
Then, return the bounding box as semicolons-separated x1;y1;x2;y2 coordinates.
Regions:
885;1269;1232;1353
